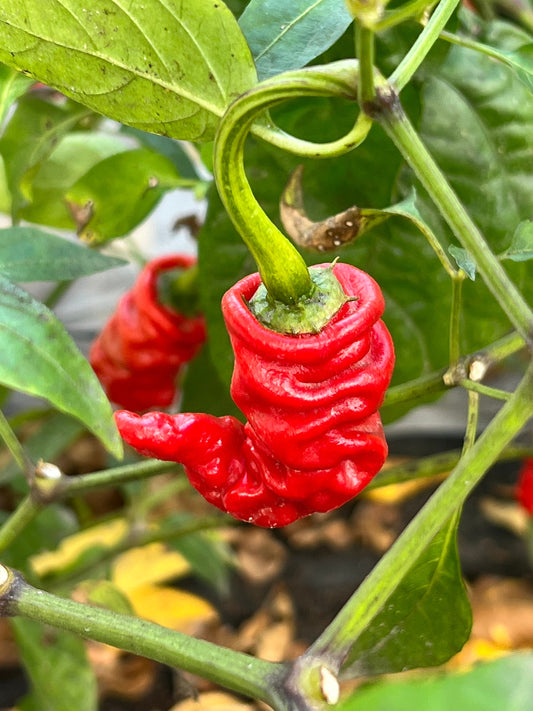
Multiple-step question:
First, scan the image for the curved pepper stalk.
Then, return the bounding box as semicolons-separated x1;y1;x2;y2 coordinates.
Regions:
116;263;394;527
90;255;206;412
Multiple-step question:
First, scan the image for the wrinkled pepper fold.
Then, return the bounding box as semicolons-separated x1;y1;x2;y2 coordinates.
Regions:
90;254;206;412
116;263;395;527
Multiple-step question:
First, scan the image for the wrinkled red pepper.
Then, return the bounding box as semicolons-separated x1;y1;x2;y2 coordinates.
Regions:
517;458;533;515
90;254;206;412
116;263;394;527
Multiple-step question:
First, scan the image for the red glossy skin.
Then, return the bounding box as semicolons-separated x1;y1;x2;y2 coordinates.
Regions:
90;255;206;412
116;263;395;527
517;459;533;516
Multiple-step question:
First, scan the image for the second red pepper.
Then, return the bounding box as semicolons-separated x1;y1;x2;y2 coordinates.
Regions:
116;263;394;527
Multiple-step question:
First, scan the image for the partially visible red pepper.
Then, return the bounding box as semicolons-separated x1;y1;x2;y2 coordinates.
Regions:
90;254;206;412
517;458;533;516
116;263;394;527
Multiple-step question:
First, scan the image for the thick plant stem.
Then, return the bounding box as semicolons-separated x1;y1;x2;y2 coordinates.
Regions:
214;62;368;305
377;97;533;346
0;567;285;708
308;360;533;665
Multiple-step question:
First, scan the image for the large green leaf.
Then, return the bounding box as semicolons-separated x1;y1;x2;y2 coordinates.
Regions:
239;0;353;80
0;276;122;457
0;0;257;141
65;148;184;244
20;131;129;229
0;226;126;281
341;514;471;677
339;653;533;711
0;95;90;218
12;617;97;711
0;63;33;127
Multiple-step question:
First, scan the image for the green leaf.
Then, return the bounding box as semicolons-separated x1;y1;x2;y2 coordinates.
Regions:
449;245;476;279
0;0;257;142
0;226;126;281
338;653;533;711
0;276;122;457
78;579;135;616
20;131;129;229
501;219;533;262
12;617;97;711
120;127;202;181
341;514;471;677
239;0;353;80
0;95;90;218
0;63;33;128
65;148;184;244
166;517;233;595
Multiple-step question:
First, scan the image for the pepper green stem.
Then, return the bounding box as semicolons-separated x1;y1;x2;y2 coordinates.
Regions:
308;359;533;666
0;496;41;554
356;25;376;106
389;0;462;91
0;567;285;708
213;62;369;305
449;272;465;366
376;95;533;346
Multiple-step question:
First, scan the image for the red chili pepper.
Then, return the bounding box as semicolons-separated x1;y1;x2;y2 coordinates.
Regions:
517;458;533;516
90;254;206;412
115;263;394;527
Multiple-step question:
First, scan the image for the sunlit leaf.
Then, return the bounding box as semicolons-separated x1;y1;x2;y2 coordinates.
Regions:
0;0;257;141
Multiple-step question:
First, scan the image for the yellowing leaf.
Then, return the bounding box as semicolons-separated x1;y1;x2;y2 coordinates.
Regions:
127;584;217;633
112;542;190;591
30;518;127;577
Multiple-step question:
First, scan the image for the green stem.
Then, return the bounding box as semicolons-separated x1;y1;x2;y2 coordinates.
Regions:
459;379;512;401
375;0;438;31
367;443;533;490
378;99;533;345
60;459;178;498
0;409;33;479
389;0;462;91
462;390;479;455
213;62;369;304
309;360;533;664
449;273;465;366
0;496;41;554
357;25;376;106
2;568;284;708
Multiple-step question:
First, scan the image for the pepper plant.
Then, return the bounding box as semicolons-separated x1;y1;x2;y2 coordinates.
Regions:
0;0;532;708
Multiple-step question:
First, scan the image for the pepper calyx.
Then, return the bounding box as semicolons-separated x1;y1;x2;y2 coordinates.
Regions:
248;264;350;335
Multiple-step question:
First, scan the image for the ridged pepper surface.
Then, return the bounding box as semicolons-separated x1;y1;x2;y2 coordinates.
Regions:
116;262;394;527
90;254;206;412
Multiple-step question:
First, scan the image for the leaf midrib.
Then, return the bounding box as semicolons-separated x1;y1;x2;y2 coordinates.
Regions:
0;15;226;120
